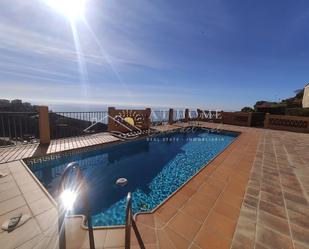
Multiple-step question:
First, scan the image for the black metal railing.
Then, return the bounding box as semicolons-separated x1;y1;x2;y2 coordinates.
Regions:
125;192;145;249
49;111;108;139
58;162;95;249
0;112;39;146
189;110;198;120
173;109;185;122
150;110;169;125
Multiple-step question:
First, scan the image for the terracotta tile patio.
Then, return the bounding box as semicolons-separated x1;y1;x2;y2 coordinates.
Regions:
231;130;309;249
133;123;261;249
0;122;309;249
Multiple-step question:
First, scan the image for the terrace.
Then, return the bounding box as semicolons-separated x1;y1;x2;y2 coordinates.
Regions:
0;107;309;249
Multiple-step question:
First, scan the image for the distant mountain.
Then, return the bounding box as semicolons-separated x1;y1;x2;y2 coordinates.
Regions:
49;112;108;139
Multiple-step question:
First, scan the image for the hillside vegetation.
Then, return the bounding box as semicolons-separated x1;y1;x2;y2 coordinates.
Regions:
242;89;309;116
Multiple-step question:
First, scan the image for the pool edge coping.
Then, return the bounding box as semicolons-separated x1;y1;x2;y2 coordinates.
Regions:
21;125;243;230
133;127;243;220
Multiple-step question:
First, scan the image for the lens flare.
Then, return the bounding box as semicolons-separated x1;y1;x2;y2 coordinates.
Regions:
46;0;89;99
60;189;77;211
46;0;87;20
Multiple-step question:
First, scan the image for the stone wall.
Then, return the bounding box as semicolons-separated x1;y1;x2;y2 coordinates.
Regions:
265;114;309;133
222;112;252;127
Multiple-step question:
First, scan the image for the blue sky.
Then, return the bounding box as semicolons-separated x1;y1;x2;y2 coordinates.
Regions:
0;0;308;111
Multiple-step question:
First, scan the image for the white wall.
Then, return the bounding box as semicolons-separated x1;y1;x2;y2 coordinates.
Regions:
303;84;309;108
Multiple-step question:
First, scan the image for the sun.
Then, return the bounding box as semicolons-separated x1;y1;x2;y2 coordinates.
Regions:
46;0;87;21
124;117;135;126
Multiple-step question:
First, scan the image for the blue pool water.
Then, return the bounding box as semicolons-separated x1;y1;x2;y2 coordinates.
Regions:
28;128;237;226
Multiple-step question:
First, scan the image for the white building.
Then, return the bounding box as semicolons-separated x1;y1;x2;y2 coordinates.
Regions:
303;83;309;108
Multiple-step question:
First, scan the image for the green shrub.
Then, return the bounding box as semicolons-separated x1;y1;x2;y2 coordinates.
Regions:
285;108;309;117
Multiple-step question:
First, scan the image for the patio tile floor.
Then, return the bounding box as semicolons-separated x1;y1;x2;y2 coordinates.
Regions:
231;129;309;249
0;161;58;249
0;123;308;249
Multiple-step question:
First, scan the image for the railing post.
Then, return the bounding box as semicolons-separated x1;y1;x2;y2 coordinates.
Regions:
168;108;174;125
108;107;115;131
247;112;253;127
218;111;223;123
221;112;226;124
38;106;50;144
197;108;204;121
185;109;189;122
264;113;270;128
145;108;151;129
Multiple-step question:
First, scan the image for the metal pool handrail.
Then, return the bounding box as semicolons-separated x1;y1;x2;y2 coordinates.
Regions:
125;192;145;249
58;162;95;249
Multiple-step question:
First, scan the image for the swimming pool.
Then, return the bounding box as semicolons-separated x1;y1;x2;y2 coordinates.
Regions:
28;128;237;226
